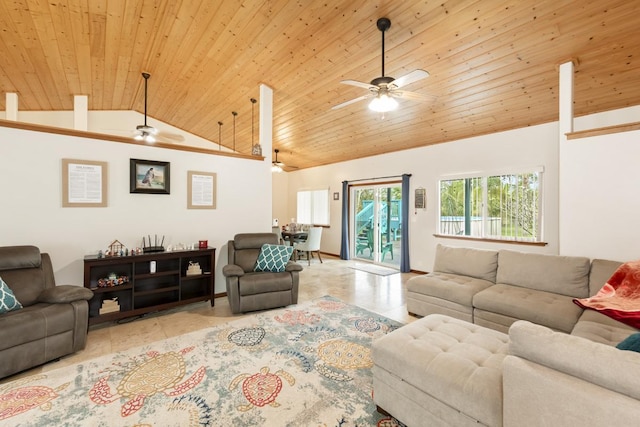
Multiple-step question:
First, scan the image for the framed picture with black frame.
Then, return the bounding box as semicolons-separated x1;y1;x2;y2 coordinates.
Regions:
130;159;170;194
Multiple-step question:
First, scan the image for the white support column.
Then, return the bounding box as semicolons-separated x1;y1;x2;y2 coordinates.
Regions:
558;60;575;256
259;84;273;158
5;93;18;121
74;95;88;131
558;61;574;136
260;84;275;231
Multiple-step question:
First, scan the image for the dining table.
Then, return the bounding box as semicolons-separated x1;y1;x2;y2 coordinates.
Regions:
281;231;308;245
281;230;308;261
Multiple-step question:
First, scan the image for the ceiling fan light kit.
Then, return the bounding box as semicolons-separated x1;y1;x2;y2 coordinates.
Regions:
369;93;398;112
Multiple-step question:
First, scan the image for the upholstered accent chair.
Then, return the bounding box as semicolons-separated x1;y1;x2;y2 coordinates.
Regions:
0;245;93;379
223;233;303;314
293;226;323;265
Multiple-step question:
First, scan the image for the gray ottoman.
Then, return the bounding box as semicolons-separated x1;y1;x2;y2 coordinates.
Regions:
372;314;508;427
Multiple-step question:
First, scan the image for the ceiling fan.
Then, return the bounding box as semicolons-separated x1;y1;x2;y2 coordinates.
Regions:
133;72;184;143
272;149;298;173
332;17;435;112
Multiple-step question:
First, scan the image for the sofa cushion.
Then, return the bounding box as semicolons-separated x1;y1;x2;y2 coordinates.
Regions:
407;272;493;306
571;309;635;346
588;258;623;296
509;320;640;401
433;244;498;282
496;250;590;298
473;284;583;333
0;245;41;271
0;303;75;351
239;272;293;296
0;276;23;314
254;244;293;273
234;233;279;249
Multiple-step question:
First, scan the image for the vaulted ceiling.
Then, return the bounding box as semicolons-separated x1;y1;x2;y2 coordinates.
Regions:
1;1;638;170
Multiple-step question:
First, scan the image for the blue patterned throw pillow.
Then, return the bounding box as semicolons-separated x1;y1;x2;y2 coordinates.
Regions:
254;244;293;273
0;276;23;314
617;333;640;352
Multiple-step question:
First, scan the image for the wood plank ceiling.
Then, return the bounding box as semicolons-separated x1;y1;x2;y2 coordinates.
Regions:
0;0;638;170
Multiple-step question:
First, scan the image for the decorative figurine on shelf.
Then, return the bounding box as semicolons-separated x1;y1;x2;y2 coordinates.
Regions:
106;240;126;257
186;261;202;276
100;297;120;315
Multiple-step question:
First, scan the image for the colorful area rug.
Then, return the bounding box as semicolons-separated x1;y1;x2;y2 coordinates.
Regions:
1;296;404;426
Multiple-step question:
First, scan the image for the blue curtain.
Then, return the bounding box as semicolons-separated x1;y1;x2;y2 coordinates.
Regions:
400;174;411;272
339;181;350;259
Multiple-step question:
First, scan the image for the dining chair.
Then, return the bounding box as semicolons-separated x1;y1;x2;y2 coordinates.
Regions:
272;226;284;244
293;227;323;265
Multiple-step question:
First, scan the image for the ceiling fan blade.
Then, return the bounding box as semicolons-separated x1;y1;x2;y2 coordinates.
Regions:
390;69;429;89
331;94;372;110
340;79;375;90
392;90;437;102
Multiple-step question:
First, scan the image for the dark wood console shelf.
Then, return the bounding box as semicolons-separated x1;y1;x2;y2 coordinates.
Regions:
83;247;215;325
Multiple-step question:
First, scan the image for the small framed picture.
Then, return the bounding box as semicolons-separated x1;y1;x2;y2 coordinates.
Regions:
130;159;170;194
62;159;108;207
333;192;340;201
187;171;216;209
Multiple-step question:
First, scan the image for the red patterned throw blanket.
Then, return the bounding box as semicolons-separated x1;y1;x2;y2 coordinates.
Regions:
574;260;640;329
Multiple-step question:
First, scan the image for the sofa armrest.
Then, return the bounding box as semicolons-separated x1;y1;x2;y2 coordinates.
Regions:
223;264;245;277
285;261;303;272
509;320;640;400
38;285;93;304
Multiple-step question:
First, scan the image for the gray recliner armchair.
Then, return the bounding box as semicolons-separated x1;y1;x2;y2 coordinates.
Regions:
223;233;303;314
0;245;93;379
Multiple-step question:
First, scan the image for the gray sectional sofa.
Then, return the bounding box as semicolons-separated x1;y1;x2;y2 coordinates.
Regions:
406;244;631;338
372;244;640;426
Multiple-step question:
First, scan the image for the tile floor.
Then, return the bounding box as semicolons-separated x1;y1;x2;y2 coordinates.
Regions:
2;255;418;383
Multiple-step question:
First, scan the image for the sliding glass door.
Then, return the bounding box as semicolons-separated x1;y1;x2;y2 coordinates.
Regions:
352;183;401;268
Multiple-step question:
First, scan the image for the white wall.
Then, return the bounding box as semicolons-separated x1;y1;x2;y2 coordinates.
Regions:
560;106;640;261
278;121;560;273
0;122;272;293
271;170;289;227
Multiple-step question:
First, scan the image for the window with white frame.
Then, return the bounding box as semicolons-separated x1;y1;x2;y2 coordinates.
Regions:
438;168;543;242
296;189;330;225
